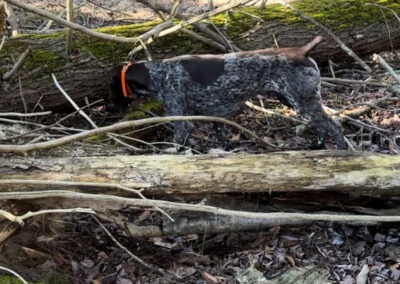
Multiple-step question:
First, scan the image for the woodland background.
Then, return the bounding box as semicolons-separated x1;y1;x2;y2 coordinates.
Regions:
1;0;400;283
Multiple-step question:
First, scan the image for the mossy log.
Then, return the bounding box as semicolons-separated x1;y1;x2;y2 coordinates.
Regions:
1;151;400;197
0;0;399;113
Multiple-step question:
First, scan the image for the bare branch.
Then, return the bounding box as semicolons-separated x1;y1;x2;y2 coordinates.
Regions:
0;115;272;154
373;54;400;86
4;0;251;46
2;47;30;80
0;111;51;117
3;190;400;223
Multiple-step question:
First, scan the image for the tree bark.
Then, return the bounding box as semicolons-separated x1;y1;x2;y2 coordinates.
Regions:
1;151;399;196
0;0;399;113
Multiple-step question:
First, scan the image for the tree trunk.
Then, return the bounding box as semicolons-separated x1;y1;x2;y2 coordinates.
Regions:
1;151;399;196
0;0;399;113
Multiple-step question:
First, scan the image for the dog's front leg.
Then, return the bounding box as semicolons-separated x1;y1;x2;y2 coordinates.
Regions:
281;78;345;149
161;91;192;147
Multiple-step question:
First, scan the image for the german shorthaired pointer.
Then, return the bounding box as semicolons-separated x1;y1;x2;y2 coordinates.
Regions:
110;36;345;149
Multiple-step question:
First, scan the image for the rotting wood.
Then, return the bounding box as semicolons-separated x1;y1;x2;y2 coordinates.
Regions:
0;151;399;196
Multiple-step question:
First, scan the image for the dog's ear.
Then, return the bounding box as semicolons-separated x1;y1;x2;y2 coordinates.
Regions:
125;62;151;88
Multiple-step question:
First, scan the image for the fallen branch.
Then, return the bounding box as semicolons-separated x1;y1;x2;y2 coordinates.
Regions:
1;151;399;195
0;115;271;154
0;111;52;117
3;190;400;223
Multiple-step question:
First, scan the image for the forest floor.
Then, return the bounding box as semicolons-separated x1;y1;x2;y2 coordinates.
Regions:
1;1;400;284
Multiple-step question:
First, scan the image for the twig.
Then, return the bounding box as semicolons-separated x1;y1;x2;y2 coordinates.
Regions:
2;48;30;80
52;74;97;128
0;265;27;284
0;208;95;225
208;21;236;52
66;0;73;54
0;115;273;154
324;106;393;134
5;0;250;46
131;0;227;54
366;3;400;24
322;77;397;88
245;101;305;124
52;74;141;151
18;77;28;114
277;0;372;73
92;215;168;275
0;35;6;52
117;185;174;222
259;0;268;10
4;190;400;223
0;111;52;117
0;99;103;142
169;0;182;19
5;0;173;44
0;179;166;222
373;54;400;86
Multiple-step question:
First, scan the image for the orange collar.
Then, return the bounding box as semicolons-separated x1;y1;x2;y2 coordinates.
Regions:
121;63;133;99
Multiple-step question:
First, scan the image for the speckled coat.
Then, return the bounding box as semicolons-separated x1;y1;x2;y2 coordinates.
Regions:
110;36;345;149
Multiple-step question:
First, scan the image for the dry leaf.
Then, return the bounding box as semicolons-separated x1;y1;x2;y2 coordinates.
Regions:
201;271;221;284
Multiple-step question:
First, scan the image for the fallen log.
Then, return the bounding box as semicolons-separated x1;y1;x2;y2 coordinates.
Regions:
0;0;399;112
1;150;399;196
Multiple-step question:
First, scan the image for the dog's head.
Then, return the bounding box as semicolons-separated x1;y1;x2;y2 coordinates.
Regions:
109;62;152;106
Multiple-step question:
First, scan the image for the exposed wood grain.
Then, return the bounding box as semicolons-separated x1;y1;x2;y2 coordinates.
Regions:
0;151;399;196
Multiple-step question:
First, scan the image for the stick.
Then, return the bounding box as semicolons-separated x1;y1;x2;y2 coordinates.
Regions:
4;190;400;223
0;115;272;154
0;111;52;117
66;0;73;54
92;216;168;275
52;74;141;151
4;0;172;44
0;266;27;284
0;35;6;52
2;48;30;80
4;0;250;45
0;208;95;225
373;54;400;86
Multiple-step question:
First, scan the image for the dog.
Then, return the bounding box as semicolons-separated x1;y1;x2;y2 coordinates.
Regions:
110;36;345;149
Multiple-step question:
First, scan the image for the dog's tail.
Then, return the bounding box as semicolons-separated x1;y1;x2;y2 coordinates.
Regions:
301;36;323;57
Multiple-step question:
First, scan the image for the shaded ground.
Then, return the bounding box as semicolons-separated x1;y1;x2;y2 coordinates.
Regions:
3;193;400;284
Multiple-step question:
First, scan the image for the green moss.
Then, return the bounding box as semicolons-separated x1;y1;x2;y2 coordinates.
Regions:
0;275;35;284
25;50;64;73
211;0;400;37
87;134;106;141
0;274;66;284
124;99;163;120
